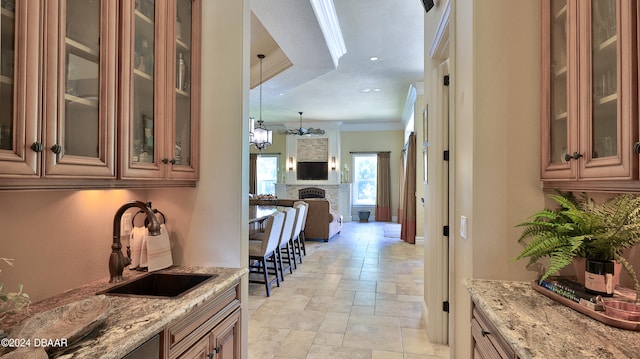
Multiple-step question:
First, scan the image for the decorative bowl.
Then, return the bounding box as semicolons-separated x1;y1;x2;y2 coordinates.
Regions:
603;300;640;322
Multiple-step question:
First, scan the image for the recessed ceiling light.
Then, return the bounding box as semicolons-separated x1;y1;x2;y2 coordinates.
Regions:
361;88;371;93
369;56;379;61
373;88;381;92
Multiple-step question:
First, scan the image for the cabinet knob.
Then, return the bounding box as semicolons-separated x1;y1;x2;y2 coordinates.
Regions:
207;353;214;359
50;144;63;155
563;152;583;161
162;158;169;164
170;159;177;165
481;329;490;337
30;142;43;152
214;345;221;353
634;142;640;154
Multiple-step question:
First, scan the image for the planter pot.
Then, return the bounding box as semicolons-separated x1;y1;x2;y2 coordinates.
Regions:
358;211;370;222
584;258;621;297
572;257;586;285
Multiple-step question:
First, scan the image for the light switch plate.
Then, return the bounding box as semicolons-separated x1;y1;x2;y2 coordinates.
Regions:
460;215;467;239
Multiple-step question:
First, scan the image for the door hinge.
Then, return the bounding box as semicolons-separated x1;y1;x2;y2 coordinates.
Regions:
443;150;449;161
443;225;449;236
443;75;450;86
442;301;450;312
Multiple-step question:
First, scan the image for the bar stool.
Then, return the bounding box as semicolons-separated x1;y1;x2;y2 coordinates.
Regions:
248;212;284;297
276;207;297;281
293;201;309;256
291;202;307;263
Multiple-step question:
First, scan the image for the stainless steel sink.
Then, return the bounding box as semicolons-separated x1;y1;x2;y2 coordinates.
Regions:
98;272;217;299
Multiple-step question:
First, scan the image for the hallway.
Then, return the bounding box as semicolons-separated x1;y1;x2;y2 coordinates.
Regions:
248;221;450;358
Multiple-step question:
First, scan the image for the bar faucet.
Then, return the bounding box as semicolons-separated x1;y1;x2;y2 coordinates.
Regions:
110;201;161;283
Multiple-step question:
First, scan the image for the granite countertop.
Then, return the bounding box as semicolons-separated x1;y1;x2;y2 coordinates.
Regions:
465;279;640;359
0;266;247;359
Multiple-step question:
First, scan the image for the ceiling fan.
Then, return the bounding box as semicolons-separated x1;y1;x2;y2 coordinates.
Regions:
283;112;325;136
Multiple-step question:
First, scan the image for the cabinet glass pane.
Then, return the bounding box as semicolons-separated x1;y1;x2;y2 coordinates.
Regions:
591;0;617;158
65;0;100;158
550;0;568;164
0;0;15;151
174;0;192;166
133;0;156;164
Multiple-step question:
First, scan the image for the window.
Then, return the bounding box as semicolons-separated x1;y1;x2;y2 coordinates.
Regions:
352;154;377;205
256;155;278;195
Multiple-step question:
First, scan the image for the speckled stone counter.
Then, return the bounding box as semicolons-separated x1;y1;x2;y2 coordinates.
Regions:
465;279;640;359
0;266;247;359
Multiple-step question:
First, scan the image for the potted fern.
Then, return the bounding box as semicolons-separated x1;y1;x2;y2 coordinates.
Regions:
515;191;640;300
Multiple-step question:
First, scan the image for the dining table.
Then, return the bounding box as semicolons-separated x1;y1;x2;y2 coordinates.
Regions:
249;205;281;234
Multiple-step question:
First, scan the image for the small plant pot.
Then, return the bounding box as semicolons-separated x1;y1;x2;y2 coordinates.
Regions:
358;211;370;222
585;259;618;297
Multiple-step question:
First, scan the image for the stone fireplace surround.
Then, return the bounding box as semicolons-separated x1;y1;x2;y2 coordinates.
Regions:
278;124;353;219
275;183;352;222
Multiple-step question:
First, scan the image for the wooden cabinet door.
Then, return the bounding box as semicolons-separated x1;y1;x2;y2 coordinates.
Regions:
41;0;117;178
176;335;210;359
120;0;167;179
0;0;40;177
209;310;240;359
577;0;637;180
165;0;200;180
541;0;578;180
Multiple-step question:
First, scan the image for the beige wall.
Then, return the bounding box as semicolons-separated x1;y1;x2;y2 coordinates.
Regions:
250;131;287;180
340;130;404;220
445;0;543;357
0;189;150;300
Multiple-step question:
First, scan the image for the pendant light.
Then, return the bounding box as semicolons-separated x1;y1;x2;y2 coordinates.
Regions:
250;54;272;150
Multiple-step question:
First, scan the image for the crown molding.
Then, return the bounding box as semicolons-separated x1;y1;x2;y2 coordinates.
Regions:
250;48;293;89
310;0;347;67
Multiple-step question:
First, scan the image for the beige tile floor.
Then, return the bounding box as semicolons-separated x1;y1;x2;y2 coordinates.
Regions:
248;221;450;359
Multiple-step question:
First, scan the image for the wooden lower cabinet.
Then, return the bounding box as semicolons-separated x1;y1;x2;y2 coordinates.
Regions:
165;283;241;359
209;310;241;359
471;303;519;359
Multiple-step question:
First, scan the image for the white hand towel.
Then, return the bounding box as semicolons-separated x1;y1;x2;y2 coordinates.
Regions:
129;226;145;269
139;227;148;269
147;223;173;272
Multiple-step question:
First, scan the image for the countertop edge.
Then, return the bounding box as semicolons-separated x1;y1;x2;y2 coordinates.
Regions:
465;278;640;359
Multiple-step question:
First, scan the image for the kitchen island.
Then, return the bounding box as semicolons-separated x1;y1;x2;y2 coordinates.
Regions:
0;266;247;359
466;279;640;358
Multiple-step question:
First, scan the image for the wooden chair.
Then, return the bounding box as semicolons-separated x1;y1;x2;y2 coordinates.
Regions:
248;212;284;297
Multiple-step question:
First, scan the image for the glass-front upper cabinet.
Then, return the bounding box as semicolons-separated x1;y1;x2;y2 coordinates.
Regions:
541;0;637;183
42;0;117;177
168;0;199;179
0;0;40;177
121;0;200;180
541;0;574;180
579;0;635;180
0;0;16;152
120;0;162;178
